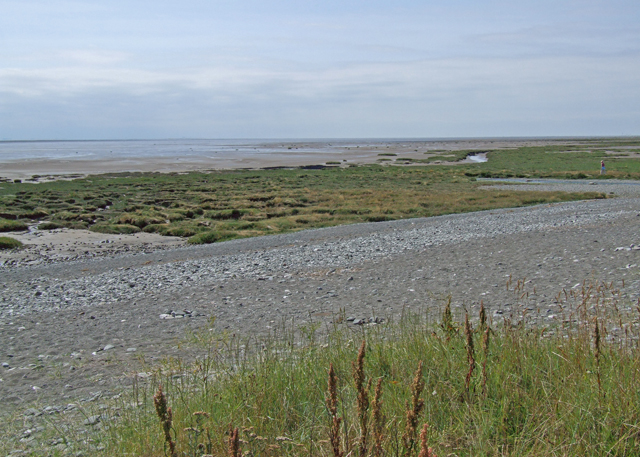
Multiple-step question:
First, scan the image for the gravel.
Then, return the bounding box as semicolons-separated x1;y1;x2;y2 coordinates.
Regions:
3;179;640;415
1;191;638;318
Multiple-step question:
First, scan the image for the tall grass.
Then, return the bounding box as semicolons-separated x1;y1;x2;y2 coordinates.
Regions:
76;279;640;457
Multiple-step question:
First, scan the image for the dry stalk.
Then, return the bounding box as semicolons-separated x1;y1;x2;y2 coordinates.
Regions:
228;426;240;457
594;317;602;396
481;325;491;397
370;378;385;457
417;423;437;457
153;385;177;457
402;361;425;456
479;301;486;333
440;296;456;340
464;313;476;394
353;340;371;457
327;363;344;457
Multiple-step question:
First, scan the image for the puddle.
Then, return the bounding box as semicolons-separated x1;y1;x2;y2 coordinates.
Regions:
466;153;488;163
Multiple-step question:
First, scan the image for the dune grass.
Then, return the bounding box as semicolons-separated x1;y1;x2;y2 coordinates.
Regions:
5;279;633;456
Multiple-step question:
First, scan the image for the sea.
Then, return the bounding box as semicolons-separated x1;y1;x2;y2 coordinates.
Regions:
0;138;434;162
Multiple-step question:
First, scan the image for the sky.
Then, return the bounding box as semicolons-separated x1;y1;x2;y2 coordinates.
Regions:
1;0;639;140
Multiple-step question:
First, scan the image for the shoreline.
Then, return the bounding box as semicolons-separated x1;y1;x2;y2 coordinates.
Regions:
0;137;615;180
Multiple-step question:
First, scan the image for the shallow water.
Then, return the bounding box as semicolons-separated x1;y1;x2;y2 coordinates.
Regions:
0;138;458;162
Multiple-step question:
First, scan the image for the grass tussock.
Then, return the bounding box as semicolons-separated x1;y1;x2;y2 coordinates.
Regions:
54;279;640;457
0;219;29;232
0;236;23;249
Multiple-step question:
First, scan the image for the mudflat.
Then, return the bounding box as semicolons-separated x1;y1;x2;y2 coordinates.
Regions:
1;137;627;181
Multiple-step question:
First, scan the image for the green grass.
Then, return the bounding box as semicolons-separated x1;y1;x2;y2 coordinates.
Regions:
12;279;636;456
0;236;23;249
462;141;640;179
0;219;29;232
0;165;611;243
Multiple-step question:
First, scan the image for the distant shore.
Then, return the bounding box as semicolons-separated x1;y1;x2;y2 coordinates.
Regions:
0;138;594;180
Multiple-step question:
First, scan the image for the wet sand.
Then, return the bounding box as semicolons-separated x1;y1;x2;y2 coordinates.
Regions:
0;138;610;181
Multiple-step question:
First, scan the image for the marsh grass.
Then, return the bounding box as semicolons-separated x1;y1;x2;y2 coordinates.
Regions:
463;141;640;179
29;279;632;456
0;164;607;243
4;139;637;242
0;236;23;249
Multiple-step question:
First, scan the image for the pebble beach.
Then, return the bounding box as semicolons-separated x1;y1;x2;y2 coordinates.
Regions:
3;180;640;412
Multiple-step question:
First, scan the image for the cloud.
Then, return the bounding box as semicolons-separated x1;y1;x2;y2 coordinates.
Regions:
1;51;638;139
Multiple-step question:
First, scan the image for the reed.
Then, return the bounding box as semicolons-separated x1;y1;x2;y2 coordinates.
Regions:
481;325;491;397
327;363;344;457
228;426;240;457
402;361;425;456
369;378;384;457
464;313;476;395
594;316;602;396
417;423;436;457
153;385;177;457
352;340;371;457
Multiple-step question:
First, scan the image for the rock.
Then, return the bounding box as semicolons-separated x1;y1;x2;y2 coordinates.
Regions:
103;344;115;351
24;408;42;417
159;314;173;319
84;415;101;426
126;347;137;352
2;362;9;368
353;319;364;325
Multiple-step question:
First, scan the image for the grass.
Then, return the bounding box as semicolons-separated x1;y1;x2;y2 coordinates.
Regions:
463;140;640;179
0;219;29;232
7;278;639;456
0;236;23;249
0;154;614;243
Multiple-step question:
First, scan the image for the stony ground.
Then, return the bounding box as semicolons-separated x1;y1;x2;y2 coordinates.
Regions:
2;179;640;455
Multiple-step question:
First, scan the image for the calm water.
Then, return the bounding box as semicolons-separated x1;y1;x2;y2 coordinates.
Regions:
0;139;307;161
0;138;443;162
0;138;479;162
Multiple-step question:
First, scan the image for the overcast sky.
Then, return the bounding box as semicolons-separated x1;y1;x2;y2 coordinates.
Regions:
1;0;639;140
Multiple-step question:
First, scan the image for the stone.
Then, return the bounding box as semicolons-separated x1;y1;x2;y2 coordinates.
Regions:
103;344;115;351
84;415;101;426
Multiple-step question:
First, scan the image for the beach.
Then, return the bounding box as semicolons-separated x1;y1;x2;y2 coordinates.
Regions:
0;138;611;180
3;137;640;451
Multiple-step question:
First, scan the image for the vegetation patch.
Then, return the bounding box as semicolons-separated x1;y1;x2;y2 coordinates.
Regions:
0;236;23;249
0;219;29;232
33;279;639;456
0;139;637;243
90;223;141;235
